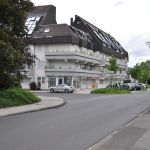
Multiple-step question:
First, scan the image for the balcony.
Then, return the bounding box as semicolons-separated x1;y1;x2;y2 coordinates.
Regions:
117;60;128;68
101;71;127;79
45;67;101;77
45;51;101;65
21;70;33;78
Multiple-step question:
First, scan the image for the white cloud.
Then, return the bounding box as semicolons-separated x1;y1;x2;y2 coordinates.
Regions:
31;0;150;67
114;0;124;7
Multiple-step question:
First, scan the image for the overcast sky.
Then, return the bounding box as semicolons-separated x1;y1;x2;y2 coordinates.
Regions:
31;0;150;67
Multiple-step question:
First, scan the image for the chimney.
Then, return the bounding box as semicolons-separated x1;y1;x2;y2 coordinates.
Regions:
42;5;57;25
70;18;73;25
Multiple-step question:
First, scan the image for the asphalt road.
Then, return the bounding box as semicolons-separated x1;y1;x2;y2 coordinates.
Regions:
0;91;150;150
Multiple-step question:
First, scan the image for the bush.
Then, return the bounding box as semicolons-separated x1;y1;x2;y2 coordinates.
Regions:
0;73;21;90
0;88;40;108
91;88;130;94
29;82;37;90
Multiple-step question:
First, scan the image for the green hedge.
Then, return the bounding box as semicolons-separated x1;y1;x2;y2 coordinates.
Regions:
0;88;40;108
91;88;130;94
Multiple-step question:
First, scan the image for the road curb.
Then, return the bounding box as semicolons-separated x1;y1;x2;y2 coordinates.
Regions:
0;99;66;118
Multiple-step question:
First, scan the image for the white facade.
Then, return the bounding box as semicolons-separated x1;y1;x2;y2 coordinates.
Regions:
22;43;128;90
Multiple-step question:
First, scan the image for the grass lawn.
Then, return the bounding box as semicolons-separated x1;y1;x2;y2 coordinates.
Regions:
91;88;131;94
0;88;40;108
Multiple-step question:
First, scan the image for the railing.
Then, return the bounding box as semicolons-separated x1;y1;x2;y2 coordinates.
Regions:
101;71;127;78
45;51;102;64
117;60;127;67
45;67;101;75
21;70;33;77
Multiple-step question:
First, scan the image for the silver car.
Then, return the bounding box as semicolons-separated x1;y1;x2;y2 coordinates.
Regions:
49;84;75;93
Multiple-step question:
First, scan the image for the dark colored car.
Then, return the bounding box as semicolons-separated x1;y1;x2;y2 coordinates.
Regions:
132;83;141;91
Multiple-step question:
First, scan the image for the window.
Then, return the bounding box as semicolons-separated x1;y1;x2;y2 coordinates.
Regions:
100;79;104;84
79;39;82;47
37;77;41;83
80;64;86;70
64;77;72;86
48;77;56;87
119;69;122;74
42;77;45;83
103;54;106;59
25;16;41;35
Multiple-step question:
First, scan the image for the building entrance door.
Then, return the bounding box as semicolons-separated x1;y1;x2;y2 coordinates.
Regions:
58;77;63;85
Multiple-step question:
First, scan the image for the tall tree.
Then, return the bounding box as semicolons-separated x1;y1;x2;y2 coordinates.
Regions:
107;56;118;84
107;56;118;73
0;0;35;89
129;60;150;83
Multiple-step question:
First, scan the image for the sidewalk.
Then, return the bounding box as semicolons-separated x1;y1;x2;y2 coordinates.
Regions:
74;89;91;94
0;96;66;117
31;89;92;94
87;108;150;150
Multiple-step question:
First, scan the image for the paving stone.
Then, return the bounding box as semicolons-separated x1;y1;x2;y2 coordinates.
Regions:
93;127;146;150
129;115;150;130
131;147;149;150
133;130;150;150
145;109;150;114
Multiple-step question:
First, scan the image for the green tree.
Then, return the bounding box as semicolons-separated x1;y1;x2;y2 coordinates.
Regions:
129;64;142;81
107;56;118;73
129;60;150;83
0;0;35;89
107;56;118;84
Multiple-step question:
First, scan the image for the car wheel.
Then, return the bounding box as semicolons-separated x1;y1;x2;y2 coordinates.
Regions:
50;88;54;93
64;89;69;93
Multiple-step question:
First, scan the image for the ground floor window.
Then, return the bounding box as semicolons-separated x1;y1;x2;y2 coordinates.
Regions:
48;76;56;87
64;76;72;86
100;79;104;84
73;77;80;89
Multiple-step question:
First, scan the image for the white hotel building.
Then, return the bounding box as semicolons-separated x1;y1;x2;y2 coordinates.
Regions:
22;5;129;90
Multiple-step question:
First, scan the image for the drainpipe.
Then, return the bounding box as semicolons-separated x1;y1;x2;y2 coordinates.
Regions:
33;43;36;82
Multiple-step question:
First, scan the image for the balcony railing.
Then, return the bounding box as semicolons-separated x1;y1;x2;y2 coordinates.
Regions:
21;70;33;78
45;51;101;64
101;71;127;79
45;67;101;75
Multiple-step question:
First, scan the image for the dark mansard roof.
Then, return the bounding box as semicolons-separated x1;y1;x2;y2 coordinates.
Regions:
26;5;128;60
71;15;128;60
27;24;92;49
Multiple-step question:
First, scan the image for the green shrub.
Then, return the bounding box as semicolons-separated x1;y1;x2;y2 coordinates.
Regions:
91;88;130;94
29;82;37;90
0;88;40;108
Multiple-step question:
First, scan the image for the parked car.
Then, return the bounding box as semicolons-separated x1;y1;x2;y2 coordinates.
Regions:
120;83;131;90
138;83;147;90
126;83;134;90
49;84;75;93
106;82;121;88
131;83;142;91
